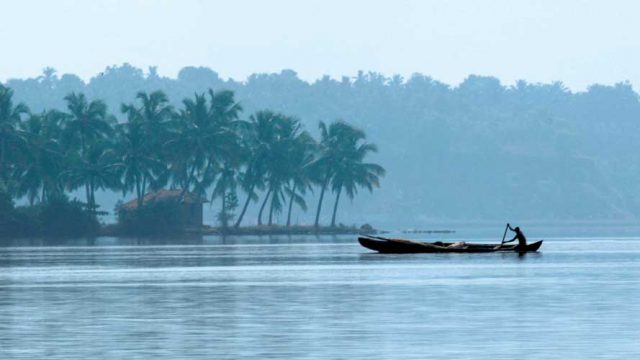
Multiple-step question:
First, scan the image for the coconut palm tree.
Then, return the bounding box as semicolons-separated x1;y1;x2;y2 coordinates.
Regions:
167;90;242;209
166;93;213;194
233;111;278;227
265;115;300;225
62;92;115;211
0;84;29;189
312;121;345;227
242;111;279;226
116;112;165;208
62;92;114;155
131;90;174;151
118;91;174;207
285;131;316;227
242;111;304;226
63;141;122;213
14;111;66;204
210;163;239;227
203;89;244;222
329;144;385;227
312;120;384;227
233;120;265;228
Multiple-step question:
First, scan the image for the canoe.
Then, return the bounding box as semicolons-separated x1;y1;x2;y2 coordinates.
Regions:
358;235;543;254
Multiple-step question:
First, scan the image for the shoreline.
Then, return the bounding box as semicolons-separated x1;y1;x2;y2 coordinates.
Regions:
99;224;384;237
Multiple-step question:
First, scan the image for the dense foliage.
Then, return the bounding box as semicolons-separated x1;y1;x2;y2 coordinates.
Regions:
4;64;640;224
0;79;384;235
0;193;98;238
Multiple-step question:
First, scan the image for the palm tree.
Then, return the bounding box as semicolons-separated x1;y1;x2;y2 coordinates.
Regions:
204;90;244;224
211;163;239;227
62;92;115;211
265;115;300;226
233;111;276;227
0;85;29;189
235;111;277;226
312;121;344;227
167;93;213;194
312;121;384;227
118;91;174;207
241;111;305;226
62;92;114;155
131;90;174;150
233;124;264;228
63;142;122;212
285;132;316;227
116;113;164;208
14;111;66;204
329;144;385;227
167;90;242;220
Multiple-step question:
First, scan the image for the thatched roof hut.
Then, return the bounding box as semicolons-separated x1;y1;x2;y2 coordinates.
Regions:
121;189;206;227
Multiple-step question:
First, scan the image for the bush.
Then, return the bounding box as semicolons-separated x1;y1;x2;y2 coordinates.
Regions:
37;194;99;237
117;199;185;236
0;193;99;238
0;191;23;238
217;192;238;228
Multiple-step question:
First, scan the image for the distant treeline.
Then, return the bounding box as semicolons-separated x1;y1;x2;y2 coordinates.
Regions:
0;82;384;236
4;65;640;223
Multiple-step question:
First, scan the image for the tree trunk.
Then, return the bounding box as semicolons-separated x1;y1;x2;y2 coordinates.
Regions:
286;183;297;227
181;164;197;197
330;187;342;227
89;178;96;213
268;191;275;226
314;174;331;227
234;182;255;228
141;174;147;199
220;187;227;227
135;173;143;208
257;188;271;226
85;183;91;211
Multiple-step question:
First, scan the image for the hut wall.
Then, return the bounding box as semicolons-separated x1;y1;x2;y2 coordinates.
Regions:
182;203;203;227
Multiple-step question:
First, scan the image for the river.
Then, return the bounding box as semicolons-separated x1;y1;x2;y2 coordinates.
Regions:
1;231;639;359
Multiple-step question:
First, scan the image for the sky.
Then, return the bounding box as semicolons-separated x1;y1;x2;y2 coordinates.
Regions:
1;0;639;90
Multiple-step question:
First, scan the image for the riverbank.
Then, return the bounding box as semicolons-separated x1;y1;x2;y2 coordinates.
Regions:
100;223;380;237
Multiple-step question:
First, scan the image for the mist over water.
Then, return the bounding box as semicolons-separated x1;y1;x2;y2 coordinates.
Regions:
1;233;639;359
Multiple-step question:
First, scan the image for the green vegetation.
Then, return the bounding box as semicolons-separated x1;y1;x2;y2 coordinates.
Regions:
0;81;384;238
0;192;98;238
9;65;640;223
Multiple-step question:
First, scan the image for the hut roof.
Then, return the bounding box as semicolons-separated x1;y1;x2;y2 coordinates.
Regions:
121;189;206;210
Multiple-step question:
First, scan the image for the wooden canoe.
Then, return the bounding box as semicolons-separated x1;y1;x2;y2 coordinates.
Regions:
358;236;543;254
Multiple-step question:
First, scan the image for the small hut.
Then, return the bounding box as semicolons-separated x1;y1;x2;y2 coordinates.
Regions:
121;189;206;227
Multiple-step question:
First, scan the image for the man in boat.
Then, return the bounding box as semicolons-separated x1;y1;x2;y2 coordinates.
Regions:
504;224;527;250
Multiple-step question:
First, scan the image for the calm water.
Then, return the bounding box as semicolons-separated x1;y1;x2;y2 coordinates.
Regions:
1;233;639;359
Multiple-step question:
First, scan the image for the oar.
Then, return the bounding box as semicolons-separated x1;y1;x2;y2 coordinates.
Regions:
496;223;509;249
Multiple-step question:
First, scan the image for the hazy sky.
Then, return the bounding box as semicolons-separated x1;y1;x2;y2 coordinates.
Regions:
1;0;639;90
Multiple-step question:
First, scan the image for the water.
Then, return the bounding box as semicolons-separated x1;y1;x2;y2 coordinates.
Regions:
1;234;639;359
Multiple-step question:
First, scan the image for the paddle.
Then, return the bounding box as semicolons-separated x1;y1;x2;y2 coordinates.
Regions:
496;223;509;249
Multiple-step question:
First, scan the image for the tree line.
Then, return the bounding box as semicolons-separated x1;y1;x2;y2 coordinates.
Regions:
0;83;384;229
7;65;640;222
